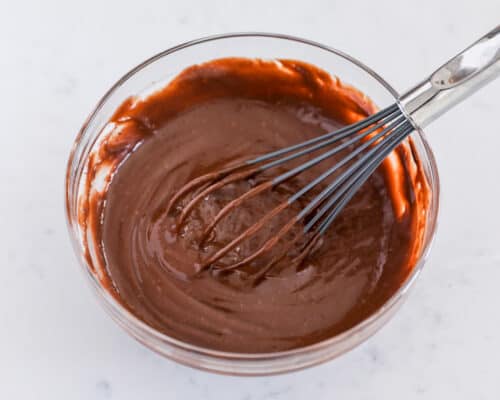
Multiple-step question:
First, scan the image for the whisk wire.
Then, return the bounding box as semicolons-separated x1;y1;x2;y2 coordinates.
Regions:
171;104;416;272
315;121;414;236
206;116;413;271
247;103;400;165
258;108;400;173
291;113;407;209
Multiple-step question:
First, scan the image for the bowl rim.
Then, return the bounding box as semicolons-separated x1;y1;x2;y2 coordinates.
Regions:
65;31;440;363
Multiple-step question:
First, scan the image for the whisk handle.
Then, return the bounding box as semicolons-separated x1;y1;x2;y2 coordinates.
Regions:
399;25;500;128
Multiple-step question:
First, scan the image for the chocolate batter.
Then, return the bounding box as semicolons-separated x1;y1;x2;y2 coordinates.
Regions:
81;58;430;353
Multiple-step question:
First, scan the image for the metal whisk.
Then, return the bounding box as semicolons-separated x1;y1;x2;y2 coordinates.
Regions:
168;26;499;273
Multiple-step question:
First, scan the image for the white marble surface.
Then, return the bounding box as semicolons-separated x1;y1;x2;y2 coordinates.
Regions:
1;0;499;398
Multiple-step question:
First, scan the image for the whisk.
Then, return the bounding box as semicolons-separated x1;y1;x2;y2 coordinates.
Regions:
168;26;500;273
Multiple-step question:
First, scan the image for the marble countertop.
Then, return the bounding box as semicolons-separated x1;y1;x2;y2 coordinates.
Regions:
1;0;499;398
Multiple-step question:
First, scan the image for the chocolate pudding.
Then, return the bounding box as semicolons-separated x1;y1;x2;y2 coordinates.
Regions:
79;58;430;353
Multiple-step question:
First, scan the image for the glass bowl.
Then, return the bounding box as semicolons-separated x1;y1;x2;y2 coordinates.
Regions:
65;33;440;376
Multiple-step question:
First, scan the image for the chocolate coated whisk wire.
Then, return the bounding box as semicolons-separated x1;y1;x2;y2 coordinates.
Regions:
167;104;413;272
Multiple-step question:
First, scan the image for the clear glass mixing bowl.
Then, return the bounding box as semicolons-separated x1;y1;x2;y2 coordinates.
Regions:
65;33;440;375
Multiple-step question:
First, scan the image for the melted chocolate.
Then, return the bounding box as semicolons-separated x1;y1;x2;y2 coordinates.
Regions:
80;58;430;353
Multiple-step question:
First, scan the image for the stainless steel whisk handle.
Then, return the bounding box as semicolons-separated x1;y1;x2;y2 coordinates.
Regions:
399;25;500;128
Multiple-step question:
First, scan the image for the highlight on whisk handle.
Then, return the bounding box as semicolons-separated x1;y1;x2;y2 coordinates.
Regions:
399;25;500;129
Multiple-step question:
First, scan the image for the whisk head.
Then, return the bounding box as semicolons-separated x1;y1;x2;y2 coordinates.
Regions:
166;103;415;277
